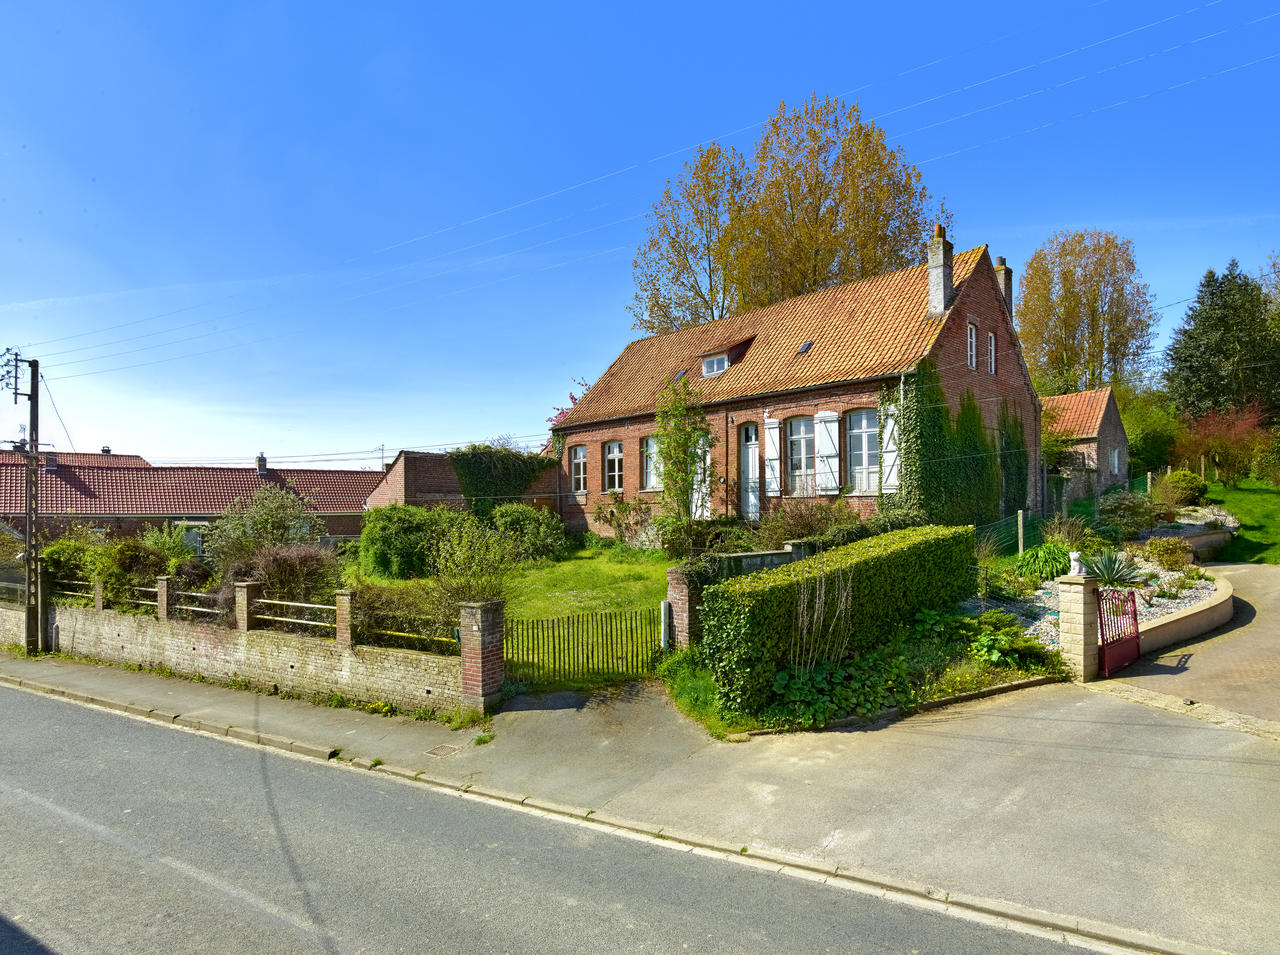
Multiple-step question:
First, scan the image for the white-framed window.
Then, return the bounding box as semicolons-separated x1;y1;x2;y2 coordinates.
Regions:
702;354;728;377
1110;447;1120;475
641;436;662;490
987;331;996;375
570;445;587;492
845;409;880;493
604;441;623;491
786;416;816;496
967;323;977;370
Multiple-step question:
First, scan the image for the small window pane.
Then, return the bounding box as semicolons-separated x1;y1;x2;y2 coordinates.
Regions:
604;441;623;491
571;445;587;492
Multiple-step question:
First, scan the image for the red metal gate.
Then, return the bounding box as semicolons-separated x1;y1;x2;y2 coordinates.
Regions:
1096;589;1141;677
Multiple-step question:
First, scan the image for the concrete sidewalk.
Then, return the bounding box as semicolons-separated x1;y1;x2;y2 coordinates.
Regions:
2;652;1277;954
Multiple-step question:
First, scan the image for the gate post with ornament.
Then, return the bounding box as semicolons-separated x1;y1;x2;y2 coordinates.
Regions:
1057;573;1099;682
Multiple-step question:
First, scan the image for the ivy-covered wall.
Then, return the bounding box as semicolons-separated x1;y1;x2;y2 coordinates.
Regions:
446;445;557;519
880;361;1028;525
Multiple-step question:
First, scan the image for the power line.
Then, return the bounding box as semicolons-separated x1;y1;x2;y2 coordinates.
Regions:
39;373;75;452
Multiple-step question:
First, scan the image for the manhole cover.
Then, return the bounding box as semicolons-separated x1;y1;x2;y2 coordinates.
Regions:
427;744;459;758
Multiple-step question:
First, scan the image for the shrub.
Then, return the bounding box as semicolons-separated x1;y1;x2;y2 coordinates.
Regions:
754;496;855;550
1040;515;1089;551
41;530;100;585
204;485;321;575
1013;542;1070;582
492;503;568;561
1156;470;1208;507
349;578;457;650
1097;490;1155;540
591;493;652;548
433;519;512;607
700;525;975;714
140;522;197;571
244;544;340;603
359;504;472;579
1082;550;1145;589
1141;536;1193;571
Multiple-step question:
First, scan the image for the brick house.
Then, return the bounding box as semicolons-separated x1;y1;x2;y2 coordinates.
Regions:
0;453;383;540
1040;386;1129;504
365;450;559;511
551;227;1042;534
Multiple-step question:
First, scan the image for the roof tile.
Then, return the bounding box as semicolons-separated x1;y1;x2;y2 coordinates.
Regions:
1040;387;1113;439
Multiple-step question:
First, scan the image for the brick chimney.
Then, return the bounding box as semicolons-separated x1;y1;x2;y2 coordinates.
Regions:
927;224;954;315
994;255;1014;318
256;452;268;476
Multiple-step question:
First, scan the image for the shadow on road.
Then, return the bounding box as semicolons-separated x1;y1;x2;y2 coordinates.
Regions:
0;914;56;954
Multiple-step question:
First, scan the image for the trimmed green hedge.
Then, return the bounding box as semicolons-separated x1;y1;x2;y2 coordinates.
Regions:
699;525;976;714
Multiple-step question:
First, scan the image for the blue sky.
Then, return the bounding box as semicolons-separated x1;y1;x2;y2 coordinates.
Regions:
1;0;1277;468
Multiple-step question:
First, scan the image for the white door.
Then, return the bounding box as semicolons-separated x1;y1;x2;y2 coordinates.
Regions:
740;424;760;520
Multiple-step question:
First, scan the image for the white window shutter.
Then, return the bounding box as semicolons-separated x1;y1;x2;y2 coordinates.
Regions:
763;418;781;497
815;411;839;494
881;406;900;492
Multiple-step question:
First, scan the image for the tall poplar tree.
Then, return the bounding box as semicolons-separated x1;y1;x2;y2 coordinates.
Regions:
1015;230;1157;395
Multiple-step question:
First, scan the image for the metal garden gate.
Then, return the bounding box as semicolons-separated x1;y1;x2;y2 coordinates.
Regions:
1095;589;1141;677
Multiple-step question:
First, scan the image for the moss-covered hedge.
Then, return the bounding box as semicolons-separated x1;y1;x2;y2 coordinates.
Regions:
699;525;976;714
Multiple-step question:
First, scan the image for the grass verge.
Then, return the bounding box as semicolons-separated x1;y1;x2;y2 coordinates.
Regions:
504;545;671;619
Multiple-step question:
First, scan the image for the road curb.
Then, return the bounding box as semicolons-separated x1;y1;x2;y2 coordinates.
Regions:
1086;680;1280;742
0;668;1230;955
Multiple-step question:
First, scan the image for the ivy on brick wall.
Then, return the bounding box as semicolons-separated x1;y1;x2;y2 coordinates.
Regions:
879;361;1010;525
446;445;556;520
997;402;1030;519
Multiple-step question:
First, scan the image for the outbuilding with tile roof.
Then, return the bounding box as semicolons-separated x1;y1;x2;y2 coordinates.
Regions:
1040;386;1130;505
552;227;1043;533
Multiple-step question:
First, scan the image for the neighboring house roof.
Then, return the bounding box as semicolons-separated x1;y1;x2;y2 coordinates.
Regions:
1040;387;1113;439
0;451;151;467
0;465;384;517
556;247;987;429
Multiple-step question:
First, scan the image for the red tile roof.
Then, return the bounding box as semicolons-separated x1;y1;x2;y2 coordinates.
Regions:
0;451;150;467
1040;387;1113;439
0;465;384;517
556;247;987;428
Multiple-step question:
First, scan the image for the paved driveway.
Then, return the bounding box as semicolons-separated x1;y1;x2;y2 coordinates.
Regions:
1116;563;1280;722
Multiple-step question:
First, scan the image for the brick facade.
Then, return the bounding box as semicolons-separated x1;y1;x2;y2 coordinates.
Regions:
364;450;560;514
554;247;1042;534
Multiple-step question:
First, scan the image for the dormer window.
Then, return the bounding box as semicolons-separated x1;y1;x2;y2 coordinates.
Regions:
702;354;728;377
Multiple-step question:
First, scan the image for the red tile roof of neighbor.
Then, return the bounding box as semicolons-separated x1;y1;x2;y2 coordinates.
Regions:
1040;387;1113;439
555;246;988;428
0;451;151;467
0;465;385;517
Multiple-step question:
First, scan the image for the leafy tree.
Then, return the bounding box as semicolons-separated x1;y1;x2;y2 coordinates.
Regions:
1016;230;1157;394
1175;403;1269;488
1164;261;1280;418
630;94;949;334
629;145;745;334
1039;405;1076;472
1112;384;1184;475
652;375;716;553
204;485;321;576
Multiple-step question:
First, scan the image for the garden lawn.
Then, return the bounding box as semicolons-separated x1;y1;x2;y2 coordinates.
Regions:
504;546;672;620
1208;479;1280;564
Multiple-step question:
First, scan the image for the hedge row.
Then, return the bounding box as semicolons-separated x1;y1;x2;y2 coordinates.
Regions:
699;525;976;714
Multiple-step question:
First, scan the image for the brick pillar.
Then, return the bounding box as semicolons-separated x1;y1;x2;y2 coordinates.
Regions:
334;590;352;645
93;579;103;612
234;581;262;632
1057;574;1099;682
666;567;703;649
155;576;171;622
459;601;504;713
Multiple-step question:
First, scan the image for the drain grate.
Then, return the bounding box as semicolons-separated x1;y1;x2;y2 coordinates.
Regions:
426;744;459;758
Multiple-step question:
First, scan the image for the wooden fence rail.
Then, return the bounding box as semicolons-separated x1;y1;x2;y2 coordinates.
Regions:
504;608;662;685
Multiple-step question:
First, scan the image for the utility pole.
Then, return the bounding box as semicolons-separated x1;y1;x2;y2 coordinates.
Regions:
4;349;39;652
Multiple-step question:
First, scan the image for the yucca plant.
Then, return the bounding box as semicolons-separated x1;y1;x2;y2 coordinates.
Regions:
1082;549;1145;589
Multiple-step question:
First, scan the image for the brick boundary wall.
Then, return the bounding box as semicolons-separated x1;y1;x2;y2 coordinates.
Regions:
0;601;505;714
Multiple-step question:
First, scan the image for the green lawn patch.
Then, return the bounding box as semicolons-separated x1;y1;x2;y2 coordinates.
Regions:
1208;479;1280;564
504;546;672;619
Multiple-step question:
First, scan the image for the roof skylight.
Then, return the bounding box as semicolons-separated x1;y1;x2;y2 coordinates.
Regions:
797;341;814;355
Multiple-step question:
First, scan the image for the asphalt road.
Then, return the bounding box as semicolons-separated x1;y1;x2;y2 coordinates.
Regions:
0;687;1068;954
